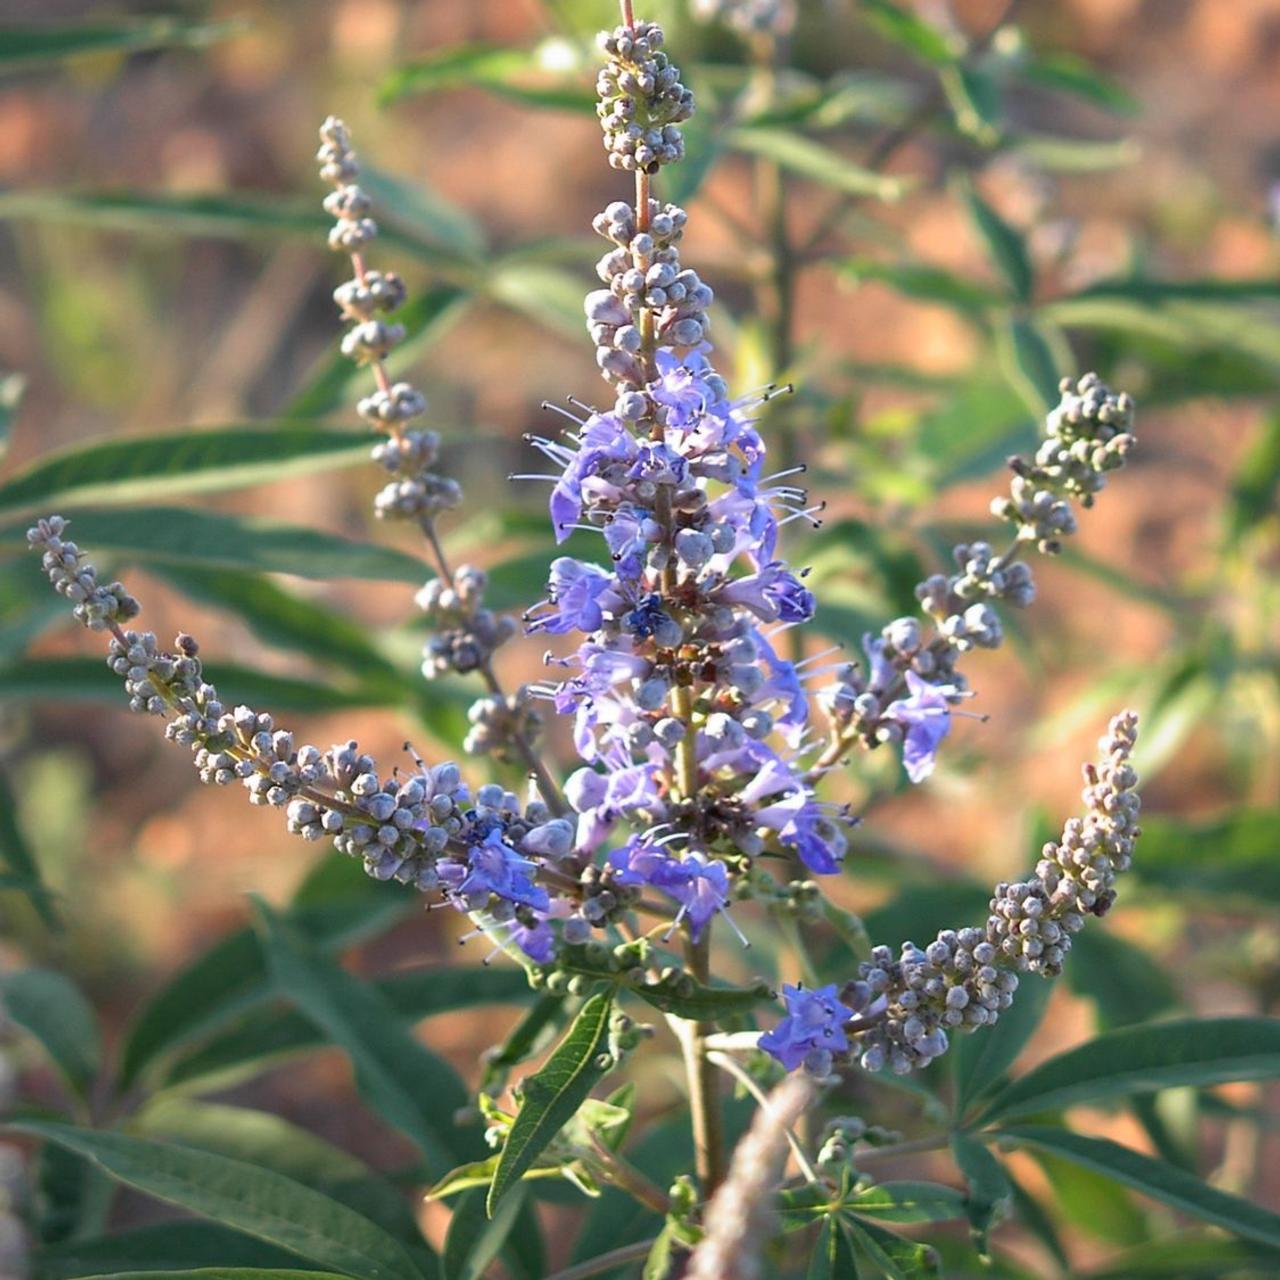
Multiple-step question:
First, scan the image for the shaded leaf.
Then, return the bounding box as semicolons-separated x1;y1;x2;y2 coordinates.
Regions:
959;182;1033;303
978;1018;1280;1125
0;371;24;460
995;315;1060;417
840;257;999;316
253;902;471;1172
1226;414;1280;547
808;1216;859;1279
1018;52;1139;116
1000;1126;1280;1249
861;0;958;64
442;1186;528;1280
0;765;59;927
2;969;99;1101
380;42;594;112
847;1216;940;1279
8;1121;427;1280
488;990;615;1216
1066;926;1180;1031
0;427;370;517
0;17;237;70
952;971;1052;1120
950;1133;1012;1254
849;1182;966;1224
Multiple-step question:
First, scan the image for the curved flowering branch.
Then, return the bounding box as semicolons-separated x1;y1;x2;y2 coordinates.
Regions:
757;711;1141;1077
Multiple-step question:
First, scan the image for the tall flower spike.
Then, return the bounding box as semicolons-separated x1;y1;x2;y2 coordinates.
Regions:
522;8;852;914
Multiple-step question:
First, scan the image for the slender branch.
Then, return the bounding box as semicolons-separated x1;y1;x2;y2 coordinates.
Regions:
706;1049;822;1186
680;929;726;1195
587;1132;673;1215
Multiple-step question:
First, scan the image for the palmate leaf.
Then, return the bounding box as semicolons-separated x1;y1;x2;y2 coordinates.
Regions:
7;1121;429;1280
999;1127;1280;1250
252;902;473;1173
976;1018;1280;1125
0;17;238;71
0;425;372;517
0;506;426;583
1;969;99;1101
488;990;615;1216
808;1216;859;1279
848;1183;966;1225
847;1216;940;1279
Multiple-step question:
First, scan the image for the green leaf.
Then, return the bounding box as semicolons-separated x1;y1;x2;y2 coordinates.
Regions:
40;1271;347;1280
846;1216;939;1279
2;969;100;1101
253;902;471;1171
0;17;238;71
0;507;426;583
1018;52;1139;116
1083;1236;1280;1279
121;888;412;1089
941;65;1003;146
627;974;769;1022
485;261;585;339
442;1186;528;1280
360;165;486;261
840;257;999;316
959;182;1033;303
728;128;906;201
978;1018;1280;1125
287;286;471;420
950;1134;1012;1254
663;109;721;207
0;656;400;714
848;1182;966;1224
149;566;402;682
995;315;1060;417
0;765;59;927
0;427;371;517
1065;927;1180;1031
480;995;570;1094
0;191;451;267
861;0;959;64
163;965;533;1089
34;1221;326;1279
1226;414;1280;547
1009;134;1140;174
808;1216;859;1279
952;970;1052;1120
380;42;594;112
487;990;615;1216
8;1120;427;1280
1129;809;1280;908
0;371;24;460
999;1126;1280;1249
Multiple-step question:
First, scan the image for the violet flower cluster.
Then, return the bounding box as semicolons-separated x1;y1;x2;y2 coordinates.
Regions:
24;14;1145;1086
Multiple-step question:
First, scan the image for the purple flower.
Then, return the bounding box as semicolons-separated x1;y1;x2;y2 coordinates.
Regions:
609;838;730;941
438;830;549;912
884;670;953;783
759;983;854;1072
753;630;808;742
778;800;848;876
568;757;664;849
717;562;815;624
531;557;614;634
511;916;556;963
652;347;721;428
544;413;636;542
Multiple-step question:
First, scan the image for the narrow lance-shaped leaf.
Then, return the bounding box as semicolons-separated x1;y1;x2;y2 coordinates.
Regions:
253;901;472;1172
995;315;1061;418
1;969;99;1101
0;371;24;461
487;989;615;1216
950;1133;1012;1255
442;1186;529;1280
6;1120;429;1280
977;1017;1280;1125
728;127;907;201
0;506;427;583
999;1126;1280;1250
0;17;239;70
0;426;372;517
0;765;60;927
959;180;1033;303
807;1216;859;1279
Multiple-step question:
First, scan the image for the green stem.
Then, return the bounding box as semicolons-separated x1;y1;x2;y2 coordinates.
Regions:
681;928;726;1195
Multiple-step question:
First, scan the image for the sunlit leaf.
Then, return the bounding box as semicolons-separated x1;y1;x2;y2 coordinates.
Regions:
1017;52;1139;116
728;127;907;201
0;17;238;71
488;990;615;1216
381;42;595;112
0;426;371;516
860;0;959;64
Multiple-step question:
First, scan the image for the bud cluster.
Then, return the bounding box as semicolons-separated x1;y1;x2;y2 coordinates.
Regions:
993;372;1136;553
821;373;1136;785
26;517;139;632
587;197;713;393
832;711;1140;1075
596;21;693;173
416;565;518;678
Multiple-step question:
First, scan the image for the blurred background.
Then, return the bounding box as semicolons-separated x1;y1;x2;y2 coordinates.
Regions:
0;0;1277;1272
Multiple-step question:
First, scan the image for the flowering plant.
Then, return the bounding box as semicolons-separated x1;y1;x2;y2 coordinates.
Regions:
2;4;1279;1279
